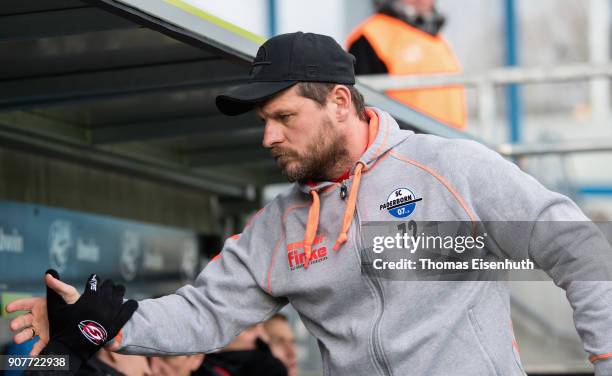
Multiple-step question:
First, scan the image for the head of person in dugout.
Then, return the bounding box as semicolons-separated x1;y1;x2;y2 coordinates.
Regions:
216;32;368;184
375;0;445;36
263;314;298;376
148;354;205;376
81;347;152;376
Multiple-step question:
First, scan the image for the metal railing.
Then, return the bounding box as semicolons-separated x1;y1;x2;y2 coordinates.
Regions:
357;62;612;157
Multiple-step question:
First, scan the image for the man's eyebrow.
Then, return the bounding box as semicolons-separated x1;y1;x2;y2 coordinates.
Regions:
271;110;295;117
257;109;293;119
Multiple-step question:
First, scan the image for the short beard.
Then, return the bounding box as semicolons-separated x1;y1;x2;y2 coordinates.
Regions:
273;117;349;183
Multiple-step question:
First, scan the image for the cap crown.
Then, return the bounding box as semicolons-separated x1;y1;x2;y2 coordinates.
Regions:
249;32;356;84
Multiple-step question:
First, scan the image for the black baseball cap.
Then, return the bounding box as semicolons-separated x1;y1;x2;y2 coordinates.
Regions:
216;32;356;116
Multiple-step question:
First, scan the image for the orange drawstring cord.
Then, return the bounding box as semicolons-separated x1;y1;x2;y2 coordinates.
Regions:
303;162;365;268
301;111;377;263
303;190;320;269
334;162;365;251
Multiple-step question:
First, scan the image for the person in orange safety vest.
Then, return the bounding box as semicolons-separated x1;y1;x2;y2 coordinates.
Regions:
347;0;467;129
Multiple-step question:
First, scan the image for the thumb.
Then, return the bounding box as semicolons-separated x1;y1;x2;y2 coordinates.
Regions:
45;273;80;304
45;270;65;310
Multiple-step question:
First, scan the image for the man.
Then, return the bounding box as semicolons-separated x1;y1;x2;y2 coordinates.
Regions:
347;0;467;129
263;314;297;376
6;32;612;375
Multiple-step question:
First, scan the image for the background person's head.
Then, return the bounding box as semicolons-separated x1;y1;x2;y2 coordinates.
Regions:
264;314;298;376
216;32;369;183
376;0;435;15
222;323;268;351
149;355;205;376
376;0;444;35
399;0;435;16
96;347;152;376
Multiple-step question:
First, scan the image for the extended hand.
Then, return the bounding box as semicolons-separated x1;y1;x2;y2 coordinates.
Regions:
5;271;81;356
44;272;138;362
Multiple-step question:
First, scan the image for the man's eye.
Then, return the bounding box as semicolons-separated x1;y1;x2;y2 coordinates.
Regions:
279;114;291;121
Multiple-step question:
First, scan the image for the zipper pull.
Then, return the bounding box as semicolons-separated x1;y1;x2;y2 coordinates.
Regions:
340;182;348;200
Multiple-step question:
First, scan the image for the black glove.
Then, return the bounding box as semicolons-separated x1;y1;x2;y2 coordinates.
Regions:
43;270;138;366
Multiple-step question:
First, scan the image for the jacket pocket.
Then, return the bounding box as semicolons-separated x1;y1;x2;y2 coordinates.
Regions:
468;308;499;375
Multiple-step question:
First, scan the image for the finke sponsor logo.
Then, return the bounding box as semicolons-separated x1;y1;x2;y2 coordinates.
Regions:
0;228;24;253
379;188;422;219
78;320;107;345
287;235;328;270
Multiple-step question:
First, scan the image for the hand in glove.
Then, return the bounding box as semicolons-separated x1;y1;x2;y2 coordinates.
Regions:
43;270;138;367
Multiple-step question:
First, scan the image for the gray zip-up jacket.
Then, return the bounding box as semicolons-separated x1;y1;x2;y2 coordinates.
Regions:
117;108;612;375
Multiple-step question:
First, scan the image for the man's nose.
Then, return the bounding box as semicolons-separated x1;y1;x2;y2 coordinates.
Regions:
262;121;284;148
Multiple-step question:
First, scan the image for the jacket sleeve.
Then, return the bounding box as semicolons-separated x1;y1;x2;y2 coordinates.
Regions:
456;140;612;375
115;204;288;355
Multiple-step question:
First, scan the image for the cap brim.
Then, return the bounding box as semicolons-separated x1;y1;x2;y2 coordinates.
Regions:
216;81;298;116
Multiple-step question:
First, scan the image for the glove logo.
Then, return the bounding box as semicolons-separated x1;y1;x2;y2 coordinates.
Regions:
78;320;108;345
88;275;97;291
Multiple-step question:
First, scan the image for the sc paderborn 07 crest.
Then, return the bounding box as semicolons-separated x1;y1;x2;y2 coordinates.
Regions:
379;188;422;219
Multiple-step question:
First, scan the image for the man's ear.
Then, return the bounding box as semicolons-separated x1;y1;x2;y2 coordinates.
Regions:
329;85;352;121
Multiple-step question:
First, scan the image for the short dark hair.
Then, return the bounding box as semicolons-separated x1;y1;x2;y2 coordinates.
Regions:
296;82;368;122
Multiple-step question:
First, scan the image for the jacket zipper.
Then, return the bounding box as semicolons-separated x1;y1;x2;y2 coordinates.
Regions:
354;205;393;376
